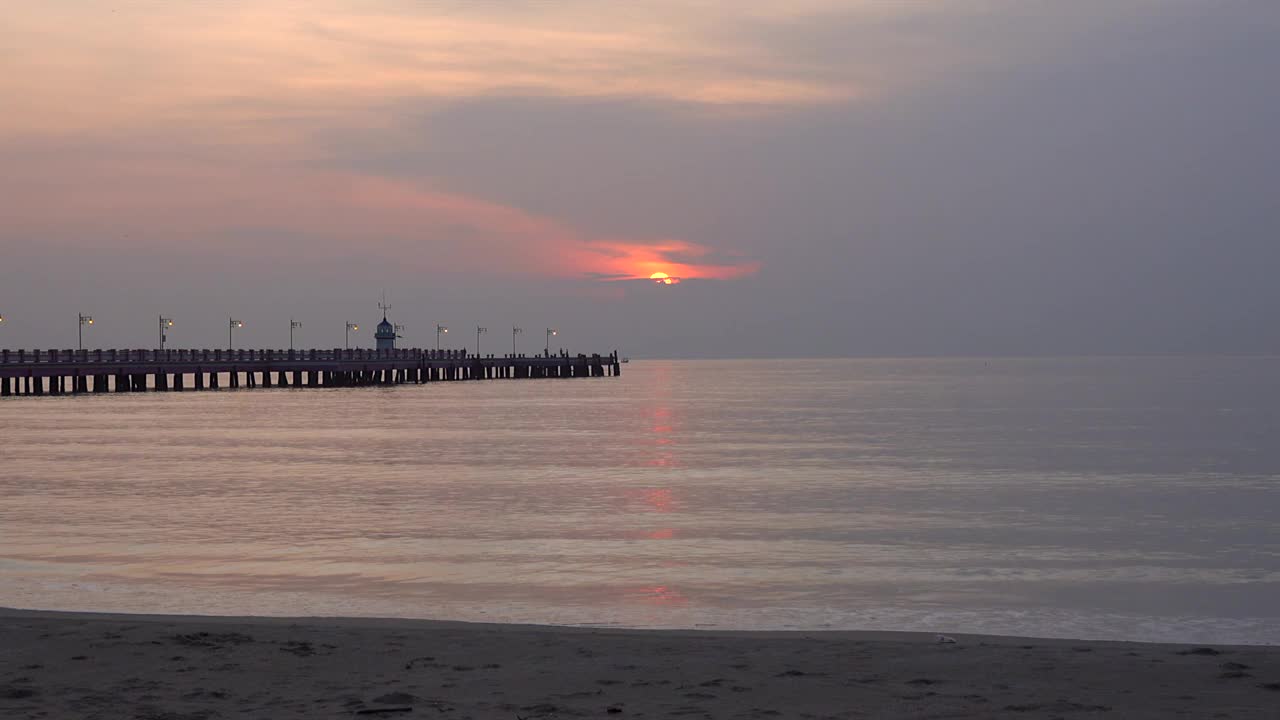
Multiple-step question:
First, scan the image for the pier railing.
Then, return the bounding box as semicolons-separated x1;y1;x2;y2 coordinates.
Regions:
1;348;500;364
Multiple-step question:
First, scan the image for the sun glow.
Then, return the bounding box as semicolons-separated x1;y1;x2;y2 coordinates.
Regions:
650;272;679;285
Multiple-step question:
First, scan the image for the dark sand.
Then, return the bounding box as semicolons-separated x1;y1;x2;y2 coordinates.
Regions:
2;608;1278;719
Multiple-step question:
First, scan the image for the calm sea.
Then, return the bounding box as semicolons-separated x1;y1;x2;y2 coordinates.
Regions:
2;357;1278;643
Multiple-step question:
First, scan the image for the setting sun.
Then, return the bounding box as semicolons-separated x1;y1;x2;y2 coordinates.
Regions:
650;272;679;285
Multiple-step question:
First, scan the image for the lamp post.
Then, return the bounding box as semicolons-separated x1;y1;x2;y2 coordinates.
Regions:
475;326;487;356
78;313;95;350
512;326;522;356
159;316;174;350
545;327;557;356
228;318;244;349
290;318;302;350
345;322;359;349
436;324;448;351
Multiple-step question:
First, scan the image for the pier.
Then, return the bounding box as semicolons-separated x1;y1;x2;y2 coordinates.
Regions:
0;348;621;397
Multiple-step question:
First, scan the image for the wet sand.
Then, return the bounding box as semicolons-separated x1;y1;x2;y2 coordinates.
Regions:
2;608;1278;719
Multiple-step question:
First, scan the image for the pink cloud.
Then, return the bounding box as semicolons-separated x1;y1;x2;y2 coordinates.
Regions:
1;152;758;284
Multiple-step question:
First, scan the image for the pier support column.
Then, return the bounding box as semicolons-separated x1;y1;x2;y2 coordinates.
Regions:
1;377;9;396
230;369;240;388
261;371;272;388
210;372;220;390
195;371;205;390
174;372;185;391
156;372;169;391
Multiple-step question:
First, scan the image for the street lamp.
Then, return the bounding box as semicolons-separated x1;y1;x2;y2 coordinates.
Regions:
228;318;244;349
512;326;522;356
159;316;175;350
545;327;557;356
436;324;448;351
345;322;359;349
78;313;95;350
476;326;487;356
290;318;303;350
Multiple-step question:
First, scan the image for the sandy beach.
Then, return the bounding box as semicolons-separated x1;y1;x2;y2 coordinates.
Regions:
1;609;1277;719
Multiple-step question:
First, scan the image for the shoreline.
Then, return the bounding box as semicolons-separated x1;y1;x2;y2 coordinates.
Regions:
4;605;1277;647
4;607;1278;719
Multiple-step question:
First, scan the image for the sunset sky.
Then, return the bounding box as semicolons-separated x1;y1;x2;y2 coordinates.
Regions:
2;1;1277;355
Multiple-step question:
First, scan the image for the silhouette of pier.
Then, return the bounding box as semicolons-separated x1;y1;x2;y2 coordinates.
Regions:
0;348;621;396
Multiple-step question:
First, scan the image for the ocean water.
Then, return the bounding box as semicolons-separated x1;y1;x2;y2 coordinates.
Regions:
2;357;1278;643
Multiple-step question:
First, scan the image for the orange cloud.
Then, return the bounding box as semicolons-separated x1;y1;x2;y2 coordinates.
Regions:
346;177;760;281
576;239;761;282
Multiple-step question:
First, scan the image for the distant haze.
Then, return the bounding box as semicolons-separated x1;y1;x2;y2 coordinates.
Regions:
2;1;1277;357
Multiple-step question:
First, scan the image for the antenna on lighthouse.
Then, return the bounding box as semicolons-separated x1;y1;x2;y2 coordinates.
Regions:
378;291;391;319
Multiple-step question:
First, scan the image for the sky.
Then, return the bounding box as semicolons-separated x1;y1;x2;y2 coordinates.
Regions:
2;1;1278;357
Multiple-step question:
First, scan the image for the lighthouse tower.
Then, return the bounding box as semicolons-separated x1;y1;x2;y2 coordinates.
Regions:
375;297;397;350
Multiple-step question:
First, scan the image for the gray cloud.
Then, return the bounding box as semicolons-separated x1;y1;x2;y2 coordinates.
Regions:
3;2;1278;356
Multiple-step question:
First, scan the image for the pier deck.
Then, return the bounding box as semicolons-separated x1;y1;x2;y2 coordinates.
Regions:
0;348;620;396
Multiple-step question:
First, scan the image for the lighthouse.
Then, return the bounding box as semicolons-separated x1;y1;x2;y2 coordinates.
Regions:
375;296;398;350
375;315;396;350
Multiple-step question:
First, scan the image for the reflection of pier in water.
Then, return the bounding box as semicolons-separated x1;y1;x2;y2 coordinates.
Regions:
0;347;620;396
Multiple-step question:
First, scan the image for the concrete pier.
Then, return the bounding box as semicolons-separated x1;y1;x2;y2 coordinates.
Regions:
0;348;620;398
